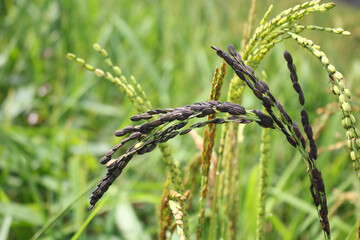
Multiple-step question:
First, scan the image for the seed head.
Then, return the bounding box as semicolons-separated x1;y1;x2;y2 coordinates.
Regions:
227;106;246;115
259;81;269;91
283;50;293;63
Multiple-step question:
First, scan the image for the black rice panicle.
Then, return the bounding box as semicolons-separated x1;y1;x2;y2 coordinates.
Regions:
211;45;330;238
88;101;274;210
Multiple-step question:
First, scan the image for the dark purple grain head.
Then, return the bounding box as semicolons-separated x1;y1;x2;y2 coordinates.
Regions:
167;131;180;139
292;122;302;138
227;44;236;56
211;46;234;66
287;62;295;73
180;108;194;116
304;125;313;139
211;45;221;52
314;193;321;206
147;110;159;115
236;119;252;124
286;135;297;147
190;122;202;129
245;65;255;74
293;82;301;93
140;113;152;120
299;90;305;105
227;44;242;63
284;50;293;63
266;90;276;103
255;81;266;93
202;107;216;116
176;114;189;121
174;121;188;130
290;72;298;83
159;113;173;123
253;89;263;100
210;118;226;124
123;126;136;133
252;110;274;128
100;155;111;165
137;145;149;155
115;129;126;137
262;97;273;109
312;167;320;178
149;119;163;128
227;106;246;115
321;197;328;215
283;111;293;124
139;122;153;133
259;81;269;91
276;100;287;117
130;115;143;121
215;104;230;112
154;109;168;114
301;109;310;127
300;137;306;149
234;69;246;81
207;100;221;106
259;116;274;128
227;115;241;121
145;143;157;153
190;104;205;112
179;128;192;135
223;101;239;108
309;139;318;160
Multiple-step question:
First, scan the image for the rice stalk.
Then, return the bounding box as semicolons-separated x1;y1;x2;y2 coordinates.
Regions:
159;179;171;240
183;154;201;210
240;0;257;51
209;123;227;240
197;62;227;239
256;125;270;240
357;217;360;240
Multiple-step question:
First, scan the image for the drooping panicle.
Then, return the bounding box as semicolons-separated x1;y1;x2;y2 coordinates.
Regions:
89;100;275;210
213;46;330;238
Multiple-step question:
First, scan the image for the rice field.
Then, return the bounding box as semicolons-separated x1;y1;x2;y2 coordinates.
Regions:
1;0;360;239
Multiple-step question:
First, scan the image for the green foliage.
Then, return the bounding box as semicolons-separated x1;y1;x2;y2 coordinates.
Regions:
1;0;360;240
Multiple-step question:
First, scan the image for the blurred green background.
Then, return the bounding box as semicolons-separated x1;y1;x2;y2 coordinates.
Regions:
1;0;360;239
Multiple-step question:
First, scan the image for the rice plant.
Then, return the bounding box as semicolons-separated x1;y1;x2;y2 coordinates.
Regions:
62;1;360;239
63;1;360;239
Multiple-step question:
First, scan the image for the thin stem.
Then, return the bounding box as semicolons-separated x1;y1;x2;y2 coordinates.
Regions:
256;126;270;240
197;63;226;239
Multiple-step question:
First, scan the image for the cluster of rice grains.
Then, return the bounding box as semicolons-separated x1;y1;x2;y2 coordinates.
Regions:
89;100;274;209
211;45;330;237
241;0;342;69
